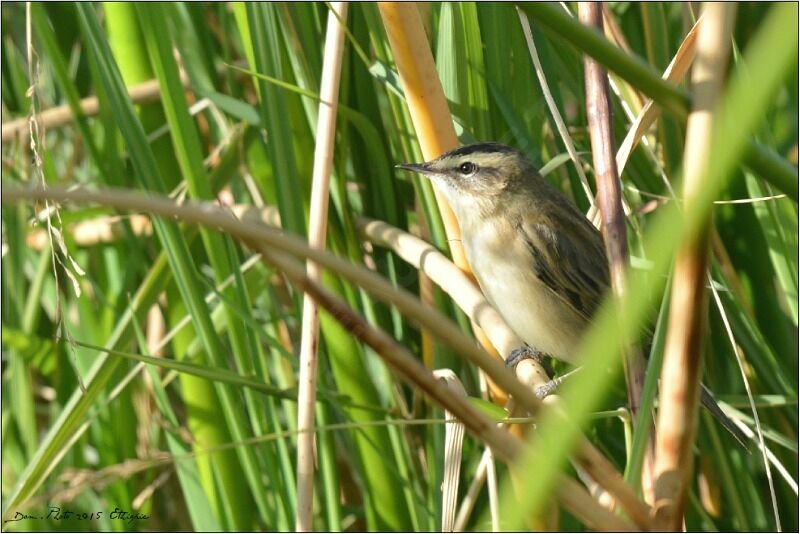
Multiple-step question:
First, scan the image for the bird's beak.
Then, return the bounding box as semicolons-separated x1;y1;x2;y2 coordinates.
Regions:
395;162;432;176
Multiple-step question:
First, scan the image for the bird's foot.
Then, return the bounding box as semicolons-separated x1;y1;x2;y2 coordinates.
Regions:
534;367;583;399
534;376;563;399
505;345;555;379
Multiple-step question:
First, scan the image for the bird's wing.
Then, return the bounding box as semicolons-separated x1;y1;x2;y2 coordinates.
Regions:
519;204;610;322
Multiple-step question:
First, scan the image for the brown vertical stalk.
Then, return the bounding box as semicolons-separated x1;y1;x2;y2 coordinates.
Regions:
579;1;653;482
579;0;646;418
653;3;736;529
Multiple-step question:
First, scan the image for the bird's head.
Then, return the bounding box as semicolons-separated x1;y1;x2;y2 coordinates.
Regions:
397;143;538;213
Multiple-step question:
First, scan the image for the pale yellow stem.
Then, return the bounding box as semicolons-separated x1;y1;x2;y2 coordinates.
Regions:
653;3;736;529
295;3;348;531
377;2;466;269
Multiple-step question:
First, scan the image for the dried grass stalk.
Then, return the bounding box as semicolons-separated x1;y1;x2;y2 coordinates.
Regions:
294;3;348;531
653;3;736;528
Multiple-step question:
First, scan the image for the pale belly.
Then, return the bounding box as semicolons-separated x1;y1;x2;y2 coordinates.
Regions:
464;228;586;363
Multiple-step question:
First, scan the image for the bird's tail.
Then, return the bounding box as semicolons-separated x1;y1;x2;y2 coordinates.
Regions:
700;385;749;450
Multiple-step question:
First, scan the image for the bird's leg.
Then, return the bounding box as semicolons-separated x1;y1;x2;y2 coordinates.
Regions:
532;367;584;399
506;346;557;399
506;346;583;399
505;345;555;378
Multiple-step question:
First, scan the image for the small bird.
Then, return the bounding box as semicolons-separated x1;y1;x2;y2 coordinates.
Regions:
398;142;746;445
398;143;607;366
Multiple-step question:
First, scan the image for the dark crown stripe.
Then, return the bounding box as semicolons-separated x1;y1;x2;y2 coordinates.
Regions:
442;142;517;159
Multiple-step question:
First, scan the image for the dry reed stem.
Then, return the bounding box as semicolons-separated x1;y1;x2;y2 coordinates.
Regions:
579;2;645;409
616;16;702;175
3;184;653;529
433;369;467;532
1;60;249;142
377;2;464;265
247;244;635;533
453;447;497;532
378;1;476;403
3;77;176;142
294;3;348;531
358;218;525;362
360;217;653;528
653;3;736;529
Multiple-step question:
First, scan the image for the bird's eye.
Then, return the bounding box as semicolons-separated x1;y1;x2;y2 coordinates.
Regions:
458;162;477;175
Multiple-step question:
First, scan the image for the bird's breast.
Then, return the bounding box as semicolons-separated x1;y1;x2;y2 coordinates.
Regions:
462;220;586;363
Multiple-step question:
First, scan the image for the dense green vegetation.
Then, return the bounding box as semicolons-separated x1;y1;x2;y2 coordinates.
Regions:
1;2;796;531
